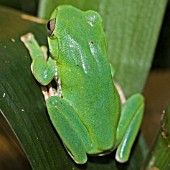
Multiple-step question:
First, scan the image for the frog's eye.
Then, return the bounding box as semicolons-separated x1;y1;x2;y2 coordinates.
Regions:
47;19;56;36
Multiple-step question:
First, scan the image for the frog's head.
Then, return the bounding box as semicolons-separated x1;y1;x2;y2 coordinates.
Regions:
47;5;108;61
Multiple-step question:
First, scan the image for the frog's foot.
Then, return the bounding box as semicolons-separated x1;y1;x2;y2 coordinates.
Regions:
114;82;126;104
20;33;34;49
48;84;58;96
41;84;58;100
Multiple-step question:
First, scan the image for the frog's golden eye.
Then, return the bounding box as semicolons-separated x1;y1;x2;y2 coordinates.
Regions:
47;19;56;36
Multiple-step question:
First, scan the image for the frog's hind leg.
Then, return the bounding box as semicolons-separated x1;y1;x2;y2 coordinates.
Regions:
115;94;144;163
42;86;93;164
45;95;94;164
41;88;86;164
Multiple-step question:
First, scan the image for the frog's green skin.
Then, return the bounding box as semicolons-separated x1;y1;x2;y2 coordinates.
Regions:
21;5;144;164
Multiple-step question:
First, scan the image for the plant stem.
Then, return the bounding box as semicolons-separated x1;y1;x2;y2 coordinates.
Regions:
142;102;170;170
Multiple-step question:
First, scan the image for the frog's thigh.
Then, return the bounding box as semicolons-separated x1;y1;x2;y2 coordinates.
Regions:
46;96;92;164
115;94;144;163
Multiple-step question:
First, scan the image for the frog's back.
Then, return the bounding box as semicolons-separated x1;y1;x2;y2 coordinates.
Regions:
52;5;120;153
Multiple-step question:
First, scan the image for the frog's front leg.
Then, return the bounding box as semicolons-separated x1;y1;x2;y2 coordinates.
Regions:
21;33;56;85
115;93;144;163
